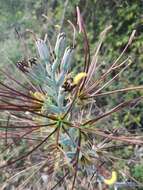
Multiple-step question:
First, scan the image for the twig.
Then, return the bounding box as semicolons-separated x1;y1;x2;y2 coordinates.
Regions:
71;129;81;190
84;86;143;99
83;96;143;125
60;0;69;31
5;114;10;146
50;171;69;190
0;127;58;169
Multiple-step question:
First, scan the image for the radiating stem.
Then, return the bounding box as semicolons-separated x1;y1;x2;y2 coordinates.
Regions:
71;129;81;190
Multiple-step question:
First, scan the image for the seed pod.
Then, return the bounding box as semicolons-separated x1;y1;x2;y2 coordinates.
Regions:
54;32;66;58
36;39;49;61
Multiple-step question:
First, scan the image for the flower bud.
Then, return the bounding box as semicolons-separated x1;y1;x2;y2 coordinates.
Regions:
104;171;117;185
61;47;74;72
54;32;66;58
36;39;49;61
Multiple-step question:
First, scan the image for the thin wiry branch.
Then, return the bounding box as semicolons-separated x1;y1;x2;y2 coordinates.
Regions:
76;6;90;92
90;58;131;96
0;123;56;129
71;129;81;190
83;86;143;99
0;68;31;91
85;25;112;87
82;30;136;97
5;114;10;146
51;171;69;190
0;81;43;103
0;127;58;169
83;96;143;125
77;127;143;145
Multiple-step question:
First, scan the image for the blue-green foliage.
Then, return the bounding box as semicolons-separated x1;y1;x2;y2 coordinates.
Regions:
34;32;74;115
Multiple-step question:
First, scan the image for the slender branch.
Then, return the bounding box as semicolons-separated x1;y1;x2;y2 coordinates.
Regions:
0;68;31;91
83;96;143;125
75;127;143;145
0;81;43;103
83;86;143;99
76;6;90;92
60;0;69;31
0;123;56;129
62;84;80;119
82;30;136;96
0;127;43;154
0;127;58;169
90;59;131;96
50;171;69;190
5;114;10;146
71;129;81;190
0;98;58;121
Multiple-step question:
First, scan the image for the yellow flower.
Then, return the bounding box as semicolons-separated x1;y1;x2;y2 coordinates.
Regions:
73;72;87;85
30;91;46;102
104;171;117;185
30;91;46;112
